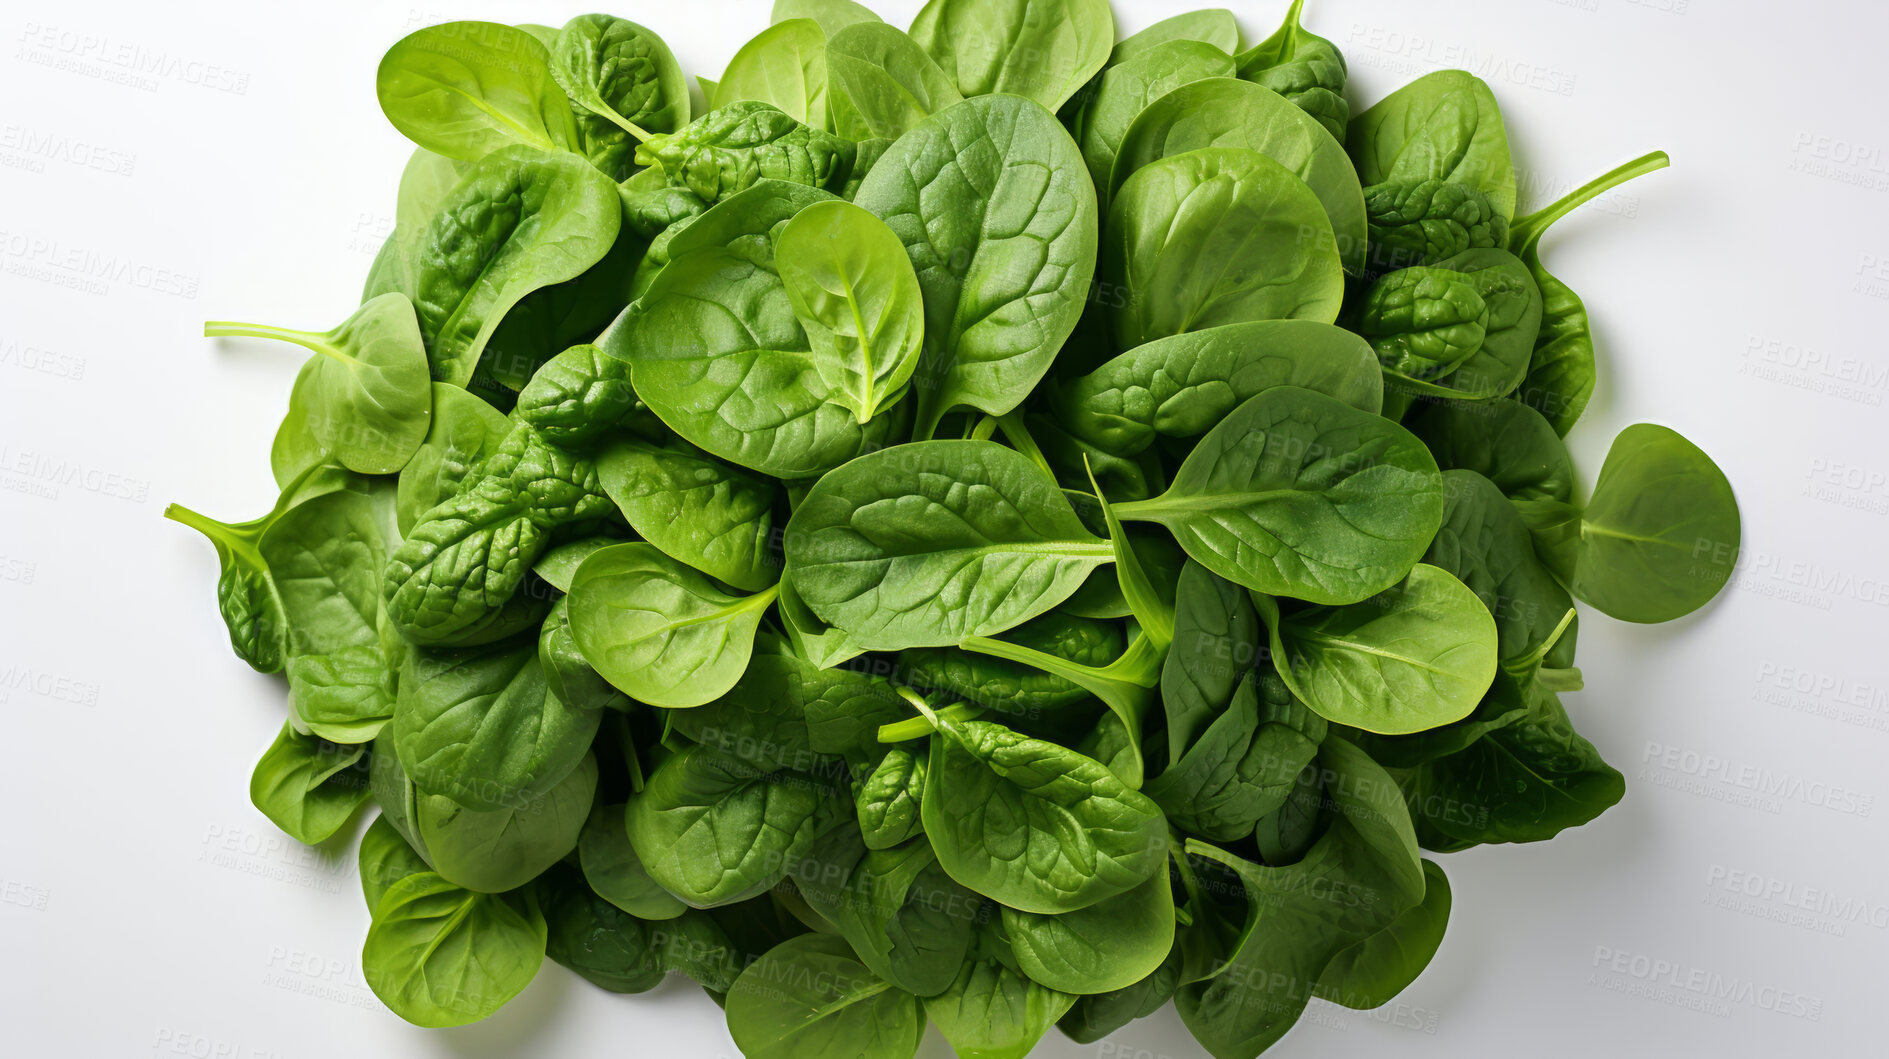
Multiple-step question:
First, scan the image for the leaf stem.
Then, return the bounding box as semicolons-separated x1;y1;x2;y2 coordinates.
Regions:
1507;151;1671;253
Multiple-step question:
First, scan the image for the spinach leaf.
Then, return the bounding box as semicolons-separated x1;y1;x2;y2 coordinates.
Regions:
1105;147;1345;347
1075;41;1237;196
1393;688;1623;849
1256;563;1499;735
784;440;1112;650
726;933;926;1059
376;22;580;161
1507;151;1671;434
1177;738;1424;1056
248;722;370;844
412;145;621;388
1233;0;1350;143
414;752;597;892
825;22;962;141
360;814;432;911
626;744;841;907
1315;858;1452;1009
910;0;1114;111
204;294;432;475
385;421;608;646
1361;248;1543;402
1111;9;1240;61
548;15;690;178
392;632;603;811
898;610;1124;719
394;383;510;534
854;94;1099;437
567;543;777;708
1049;320;1383;461
1112;77;1367;274
635;101;857;204
1347;69;1516;222
1001;869;1175;995
363;148;463;305
362;870;547;1027
609;244;905;479
774;0;883;36
578;802;688;920
1425;469;1579;668
922;927;1078;1059
715;19;831;129
811;839;984;997
597;438;779;592
1114;387;1443;605
535;861;666;993
777;199;926;422
855;748;927;850
1570;423;1740;623
513;343;641;449
917;703;1168;914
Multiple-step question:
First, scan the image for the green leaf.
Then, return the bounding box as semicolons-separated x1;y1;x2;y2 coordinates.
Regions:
784;440;1112;650
248;722;369;844
568;543;777;708
362;871;547;1027
1114;387;1443;605
726;934;926;1059
376;21;580;161
910;0;1114;111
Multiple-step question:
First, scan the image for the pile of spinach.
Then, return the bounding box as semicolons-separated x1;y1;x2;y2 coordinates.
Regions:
170;3;1742;1056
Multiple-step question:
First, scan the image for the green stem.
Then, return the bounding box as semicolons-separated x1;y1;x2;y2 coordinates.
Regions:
995;412;1055;481
877;697;981;743
204;319;351;365
1085;458;1175;649
1537;666;1584;693
164;503;266;563
1508;150;1671;254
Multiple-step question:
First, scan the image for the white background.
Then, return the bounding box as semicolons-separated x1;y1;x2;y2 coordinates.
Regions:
3;0;1886;1056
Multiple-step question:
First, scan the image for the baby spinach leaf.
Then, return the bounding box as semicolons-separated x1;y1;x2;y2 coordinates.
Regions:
394;383;510;534
910;0;1114;111
1571;423;1741;623
1177;738;1424;1057
1146;671;1323;842
1233;0;1349;143
1112;77;1367;273
777;200;926;422
1111;9;1240;61
513;343;640;449
922;931;1078;1059
568;543;778;708
715;19;831;129
726;933;926;1059
204;294;432;475
1050;320;1383;461
548;15;689;178
774;0;883;36
811;839;985;997
825;22;962;141
385;421;609;646
918;705;1167;913
362;870;547;1027
165;472;319;674
1115;387;1443;605
578;801;688;920
1076;41;1237;196
1347;69;1516;222
597;438;779;592
856;748;928;850
1393;688;1623;849
249;722;370;845
363;148;463;305
898;610;1124;719
610;244;905;479
414;752;597;893
535;861;667;993
1001;869;1175;995
784;440;1112;650
627;744;841;907
376;21;580;162
1507;151;1671;434
636;101;857;203
360;814;433;911
1366;248;1543;402
1425;470;1579;668
853;94;1098;437
392;633;603;811
1315;858;1452;1010
1105;147;1345;347
1257;563;1499;735
1159;560;1260;757
412;145;621;388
